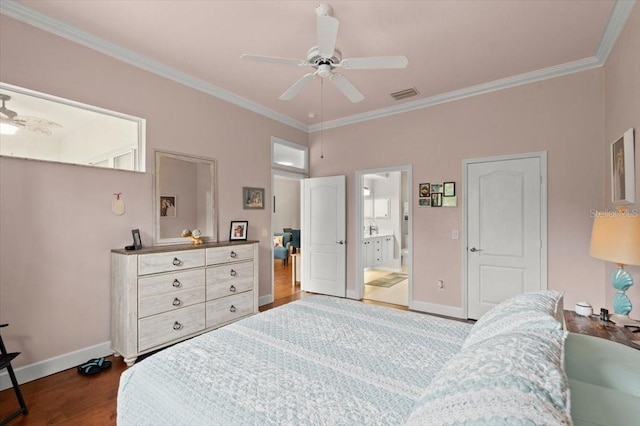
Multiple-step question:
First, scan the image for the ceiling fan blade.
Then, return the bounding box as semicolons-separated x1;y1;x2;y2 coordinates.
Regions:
241;54;309;67
329;73;364;103
338;56;409;70
317;15;339;57
279;72;317;100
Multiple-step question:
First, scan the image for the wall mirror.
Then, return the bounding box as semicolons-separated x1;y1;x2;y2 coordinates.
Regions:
0;82;145;171
155;151;217;245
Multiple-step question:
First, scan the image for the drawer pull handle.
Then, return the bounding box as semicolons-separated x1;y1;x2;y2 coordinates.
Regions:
172;257;183;266
230;251;237;258
229;285;236;293
172;279;181;288
172;298;182;306
230;269;237;277
230;305;236;313
173;321;183;330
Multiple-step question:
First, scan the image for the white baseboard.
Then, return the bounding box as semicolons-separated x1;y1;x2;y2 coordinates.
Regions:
0;341;112;391
409;300;465;319
259;294;274;306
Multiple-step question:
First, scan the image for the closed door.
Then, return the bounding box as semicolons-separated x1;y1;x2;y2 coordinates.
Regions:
466;154;546;319
301;175;346;297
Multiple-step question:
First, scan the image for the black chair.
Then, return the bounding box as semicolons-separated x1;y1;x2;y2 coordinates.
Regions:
0;324;28;425
291;229;301;254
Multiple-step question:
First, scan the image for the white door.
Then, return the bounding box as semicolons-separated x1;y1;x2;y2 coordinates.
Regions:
466;154;546;319
301;175;346;297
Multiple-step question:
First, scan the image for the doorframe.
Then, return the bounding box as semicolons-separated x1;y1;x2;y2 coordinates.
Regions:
354;165;413;305
462;151;548;318
268;169;307;306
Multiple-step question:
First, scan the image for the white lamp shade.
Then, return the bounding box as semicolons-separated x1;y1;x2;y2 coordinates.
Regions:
590;212;640;266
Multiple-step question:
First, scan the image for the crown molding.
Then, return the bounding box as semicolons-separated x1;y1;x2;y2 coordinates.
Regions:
0;0;308;132
309;56;602;132
595;0;636;62
2;0;634;134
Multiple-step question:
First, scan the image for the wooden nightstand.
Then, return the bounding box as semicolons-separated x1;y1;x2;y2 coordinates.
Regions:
564;310;639;350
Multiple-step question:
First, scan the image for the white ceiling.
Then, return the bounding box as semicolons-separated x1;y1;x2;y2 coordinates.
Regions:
2;1;634;132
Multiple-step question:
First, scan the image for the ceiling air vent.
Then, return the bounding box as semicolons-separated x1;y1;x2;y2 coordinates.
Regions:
390;87;419;101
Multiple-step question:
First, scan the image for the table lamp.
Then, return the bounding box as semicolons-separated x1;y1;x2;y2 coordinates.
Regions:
589;209;640;327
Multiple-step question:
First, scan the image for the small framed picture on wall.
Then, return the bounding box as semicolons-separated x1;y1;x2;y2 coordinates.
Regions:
419;183;430;198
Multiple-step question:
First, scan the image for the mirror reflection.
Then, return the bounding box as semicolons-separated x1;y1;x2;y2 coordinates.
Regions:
0;83;145;171
155;151;216;245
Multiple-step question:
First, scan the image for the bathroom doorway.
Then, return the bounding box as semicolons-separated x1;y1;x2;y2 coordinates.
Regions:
355;166;412;307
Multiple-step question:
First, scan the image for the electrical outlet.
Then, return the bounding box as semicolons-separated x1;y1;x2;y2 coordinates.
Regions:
261;228;268;237
437;280;444;290
452;230;459;240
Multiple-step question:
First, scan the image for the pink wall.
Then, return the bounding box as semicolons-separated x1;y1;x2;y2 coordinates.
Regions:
0;16;307;368
604;3;640;315
309;68;606;312
1;5;638;372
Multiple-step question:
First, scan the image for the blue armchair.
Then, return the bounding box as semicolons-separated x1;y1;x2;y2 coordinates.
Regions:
273;232;292;265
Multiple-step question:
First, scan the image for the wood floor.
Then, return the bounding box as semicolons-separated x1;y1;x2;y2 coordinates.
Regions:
0;260;399;425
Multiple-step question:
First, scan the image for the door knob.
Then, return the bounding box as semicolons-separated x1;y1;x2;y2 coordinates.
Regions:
336;240;345;245
469;247;482;252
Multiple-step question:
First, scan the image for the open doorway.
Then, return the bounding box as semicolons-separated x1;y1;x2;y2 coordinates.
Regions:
270;137;308;306
356;166;412;307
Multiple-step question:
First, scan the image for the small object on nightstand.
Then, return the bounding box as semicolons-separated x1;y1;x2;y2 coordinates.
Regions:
600;308;609;322
575;302;593;316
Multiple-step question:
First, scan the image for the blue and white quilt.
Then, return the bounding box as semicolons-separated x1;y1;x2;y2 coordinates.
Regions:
117;296;473;425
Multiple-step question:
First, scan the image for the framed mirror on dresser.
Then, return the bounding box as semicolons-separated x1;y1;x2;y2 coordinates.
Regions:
154;150;217;245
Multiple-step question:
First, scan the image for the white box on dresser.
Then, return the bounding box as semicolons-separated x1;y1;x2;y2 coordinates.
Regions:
111;241;259;366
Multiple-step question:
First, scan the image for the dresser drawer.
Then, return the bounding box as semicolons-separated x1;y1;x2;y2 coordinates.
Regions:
206;244;253;265
138;250;205;276
206;261;253;300
138;269;205;298
206;291;254;328
138;287;205;318
138;304;205;352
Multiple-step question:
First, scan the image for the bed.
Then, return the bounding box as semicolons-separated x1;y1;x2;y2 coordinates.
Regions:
117;291;638;425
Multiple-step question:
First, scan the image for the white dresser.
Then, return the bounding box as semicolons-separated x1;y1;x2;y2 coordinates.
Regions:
111;241;259;366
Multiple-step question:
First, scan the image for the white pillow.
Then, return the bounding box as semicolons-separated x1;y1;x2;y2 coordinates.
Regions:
463;290;564;349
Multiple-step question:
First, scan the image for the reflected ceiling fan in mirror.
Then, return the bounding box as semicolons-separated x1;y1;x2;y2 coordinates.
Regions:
0;94;61;135
241;3;408;103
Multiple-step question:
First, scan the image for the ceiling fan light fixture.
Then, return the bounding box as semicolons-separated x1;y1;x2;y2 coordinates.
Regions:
0;118;19;135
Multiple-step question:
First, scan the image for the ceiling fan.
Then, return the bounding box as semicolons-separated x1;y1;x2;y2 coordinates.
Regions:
0;94;61;135
241;4;408;103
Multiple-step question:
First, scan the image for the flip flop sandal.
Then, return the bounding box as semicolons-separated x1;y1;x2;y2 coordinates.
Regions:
77;360;102;376
77;357;112;376
88;357;112;370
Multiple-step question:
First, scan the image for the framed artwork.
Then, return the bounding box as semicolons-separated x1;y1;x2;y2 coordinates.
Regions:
611;128;635;204
419;183;430;198
131;229;142;250
442;196;458;207
243;187;265;209
160;195;176;217
230;221;248;241
443;182;456;197
431;183;442;194
431;193;442;207
418;197;431;207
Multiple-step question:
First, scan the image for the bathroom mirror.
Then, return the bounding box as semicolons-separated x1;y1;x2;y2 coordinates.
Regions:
154;151;216;245
0;82;145;171
374;198;391;219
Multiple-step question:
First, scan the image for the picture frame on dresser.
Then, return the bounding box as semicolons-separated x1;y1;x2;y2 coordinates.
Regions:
230;221;248;241
131;229;142;250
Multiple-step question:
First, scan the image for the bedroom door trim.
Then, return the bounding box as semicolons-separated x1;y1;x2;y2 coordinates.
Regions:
354;165;412;304
462;151;548;319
